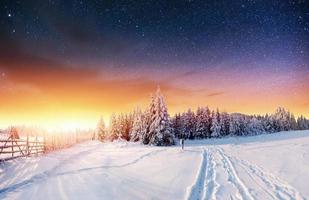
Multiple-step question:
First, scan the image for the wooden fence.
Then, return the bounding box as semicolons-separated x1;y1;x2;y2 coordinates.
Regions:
0;136;45;162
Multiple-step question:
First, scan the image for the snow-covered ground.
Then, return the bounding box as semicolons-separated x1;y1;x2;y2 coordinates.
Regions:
0;130;309;200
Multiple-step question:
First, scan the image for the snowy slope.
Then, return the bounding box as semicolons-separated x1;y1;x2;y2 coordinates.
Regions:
0;130;309;200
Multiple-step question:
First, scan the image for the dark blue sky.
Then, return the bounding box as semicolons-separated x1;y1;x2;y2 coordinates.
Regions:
0;0;307;68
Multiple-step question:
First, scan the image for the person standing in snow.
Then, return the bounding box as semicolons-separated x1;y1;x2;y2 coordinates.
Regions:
180;138;184;150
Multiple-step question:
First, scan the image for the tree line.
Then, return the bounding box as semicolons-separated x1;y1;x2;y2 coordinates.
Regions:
97;88;309;146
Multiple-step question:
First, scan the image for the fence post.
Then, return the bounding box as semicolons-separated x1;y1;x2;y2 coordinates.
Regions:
26;135;29;156
35;136;38;156
11;137;14;157
43;134;46;153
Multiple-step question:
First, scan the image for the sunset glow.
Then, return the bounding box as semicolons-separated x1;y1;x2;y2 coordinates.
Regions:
0;64;308;129
0;0;308;129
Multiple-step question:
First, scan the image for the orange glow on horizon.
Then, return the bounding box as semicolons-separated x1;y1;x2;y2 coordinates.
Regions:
0;65;308;130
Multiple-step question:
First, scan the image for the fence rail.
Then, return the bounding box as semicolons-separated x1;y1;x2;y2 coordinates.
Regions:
0;136;45;162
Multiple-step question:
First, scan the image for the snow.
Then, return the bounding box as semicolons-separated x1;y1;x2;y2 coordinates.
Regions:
1;130;309;200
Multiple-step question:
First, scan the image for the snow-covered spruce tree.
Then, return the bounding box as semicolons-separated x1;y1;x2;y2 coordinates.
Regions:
182;109;196;139
290;113;298;130
171;113;182;139
108;114;119;141
211;109;221;138
142;94;156;144
262;114;275;133
97;116;106;141
272;107;291;131
246;117;265;135
130;107;144;142
229;114;246;136
116;114;122;138
297;115;309;130
220;112;230;136
195;107;212;139
147;87;175;146
122;113;132;141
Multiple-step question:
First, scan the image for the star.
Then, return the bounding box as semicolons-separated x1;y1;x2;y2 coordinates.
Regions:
8;13;12;17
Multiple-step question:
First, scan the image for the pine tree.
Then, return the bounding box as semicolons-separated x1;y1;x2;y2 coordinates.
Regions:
211;109;221;138
130;107;144;142
109;114;121;141
262;114;275;133
97;116;106;141
172;113;182;139
148;87;175;146
220;112;230;136
123;114;132;141
297;115;309;130
290;113;298;130
272;107;291;131
182;109;196;139
246;117;265;135
195;107;211;139
229;114;246;136
142;94;156;144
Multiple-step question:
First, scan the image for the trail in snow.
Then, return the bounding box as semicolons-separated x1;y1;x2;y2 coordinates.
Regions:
186;148;208;200
186;146;305;200
56;148;166;176
227;152;305;200
215;147;254;200
186;148;219;200
202;148;219;200
0;148;166;195
216;146;305;200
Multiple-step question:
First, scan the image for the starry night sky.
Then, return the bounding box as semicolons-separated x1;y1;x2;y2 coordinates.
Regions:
0;0;308;128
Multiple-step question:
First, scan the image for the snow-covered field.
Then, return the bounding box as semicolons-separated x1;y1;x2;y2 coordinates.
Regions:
1;130;309;200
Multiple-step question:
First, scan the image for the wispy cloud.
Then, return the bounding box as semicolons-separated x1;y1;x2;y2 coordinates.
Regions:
206;92;226;97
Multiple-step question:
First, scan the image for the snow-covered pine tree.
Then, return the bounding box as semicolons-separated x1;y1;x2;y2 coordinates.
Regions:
97;116;106;141
123;114;133;141
142;94;156;145
109;114;119;141
229;114;246;136
210;109;221;138
246;117;265;135
171;113;182;139
195;107;211;139
290;113;298;130
220;112;230;136
130;107;144;142
262;114;275;133
272;107;291;131
148;87;175;146
117;114;125;139
297;115;309;130
182;109;196;139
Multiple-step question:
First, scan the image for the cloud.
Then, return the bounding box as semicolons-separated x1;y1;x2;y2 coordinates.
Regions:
206;92;226;97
